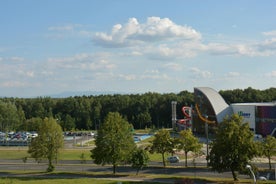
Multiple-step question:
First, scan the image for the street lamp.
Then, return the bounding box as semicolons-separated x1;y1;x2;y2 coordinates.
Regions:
246;164;256;184
205;115;209;166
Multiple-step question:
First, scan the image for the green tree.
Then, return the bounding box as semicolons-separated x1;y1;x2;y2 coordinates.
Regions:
150;129;174;167
28;117;64;172
261;135;276;169
0;101;21;131
91;112;136;174
136;112;152;129
21;117;43;131
177;129;202;167
209;114;257;181
131;148;149;175
80;152;87;172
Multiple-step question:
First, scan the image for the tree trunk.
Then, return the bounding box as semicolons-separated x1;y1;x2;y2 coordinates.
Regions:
136;167;140;175
162;153;166;167
113;164;116;174
47;157;54;172
268;155;272;170
185;151;188;167
231;168;238;181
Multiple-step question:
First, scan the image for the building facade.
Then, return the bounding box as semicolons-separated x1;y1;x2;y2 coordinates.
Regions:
193;87;276;136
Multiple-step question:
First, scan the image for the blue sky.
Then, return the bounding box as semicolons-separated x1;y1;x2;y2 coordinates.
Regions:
0;0;276;97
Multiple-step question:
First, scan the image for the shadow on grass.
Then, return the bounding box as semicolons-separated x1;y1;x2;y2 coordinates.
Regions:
0;171;129;180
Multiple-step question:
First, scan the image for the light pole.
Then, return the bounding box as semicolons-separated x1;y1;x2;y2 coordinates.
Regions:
246;164;256;184
205;115;209;166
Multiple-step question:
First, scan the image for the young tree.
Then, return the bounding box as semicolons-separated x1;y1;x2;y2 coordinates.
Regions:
91;112;136;174
28;117;64;172
209;114;257;181
177;129;202;167
150;129;174;167
261;135;276;170
131;148;149;175
80;152;87;172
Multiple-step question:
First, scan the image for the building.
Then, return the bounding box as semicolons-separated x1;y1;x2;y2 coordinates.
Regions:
231;103;276;136
193;87;276;136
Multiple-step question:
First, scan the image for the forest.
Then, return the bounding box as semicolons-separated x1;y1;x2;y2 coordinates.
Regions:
0;87;275;132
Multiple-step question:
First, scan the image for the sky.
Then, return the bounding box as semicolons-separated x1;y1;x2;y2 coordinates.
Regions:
0;0;276;97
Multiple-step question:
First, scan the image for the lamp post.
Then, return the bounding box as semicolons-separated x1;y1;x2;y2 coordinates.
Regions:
205;115;209;166
246;164;256;184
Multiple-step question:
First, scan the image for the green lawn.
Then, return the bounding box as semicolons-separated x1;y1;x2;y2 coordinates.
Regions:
0;178;158;184
0;172;266;184
0;148;185;164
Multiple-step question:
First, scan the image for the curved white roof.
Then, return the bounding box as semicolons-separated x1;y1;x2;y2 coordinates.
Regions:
195;87;233;122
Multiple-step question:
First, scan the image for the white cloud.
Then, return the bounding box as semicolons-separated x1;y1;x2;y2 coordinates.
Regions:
118;74;136;80
225;72;240;77
48;25;74;31
47;53;116;71
10;57;24;62
91;17;276;59
2;81;26;87
26;71;35;77
265;71;276;77
141;70;170;80
256;38;276;53
190;67;212;78
93;17;201;48
263;30;276;37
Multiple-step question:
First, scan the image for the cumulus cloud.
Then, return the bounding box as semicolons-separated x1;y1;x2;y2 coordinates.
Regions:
10;57;25;62
2;81;26;87
263;30;276;37
92;17;276;59
256;38;276;52
140;70;170;80
190;67;212;78
163;62;183;71
47;53;116;71
48;25;74;31
225;72;240;77
118;74;136;80
93;17;201;48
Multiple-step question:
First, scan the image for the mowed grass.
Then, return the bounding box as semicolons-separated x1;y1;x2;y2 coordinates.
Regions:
0;134;161;161
0;172;264;184
0;148;91;161
0;178;156;184
0;148;167;163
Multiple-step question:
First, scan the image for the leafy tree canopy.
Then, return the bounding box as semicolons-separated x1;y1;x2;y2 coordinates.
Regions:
131;148;149;175
260;135;276;169
150;129;174;167
209;114;257;181
28;117;64;172
91;112;136;174
177;129;202;167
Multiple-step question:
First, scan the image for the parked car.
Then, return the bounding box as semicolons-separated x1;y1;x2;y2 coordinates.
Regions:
167;156;180;163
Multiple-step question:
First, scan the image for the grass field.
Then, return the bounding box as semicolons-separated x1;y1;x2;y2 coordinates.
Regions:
0;178;117;184
0;171;265;184
0;146;181;163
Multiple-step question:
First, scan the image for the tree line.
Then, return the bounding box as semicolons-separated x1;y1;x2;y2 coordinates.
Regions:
0;87;275;132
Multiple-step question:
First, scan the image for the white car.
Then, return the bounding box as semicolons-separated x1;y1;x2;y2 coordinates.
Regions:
167;156;180;163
